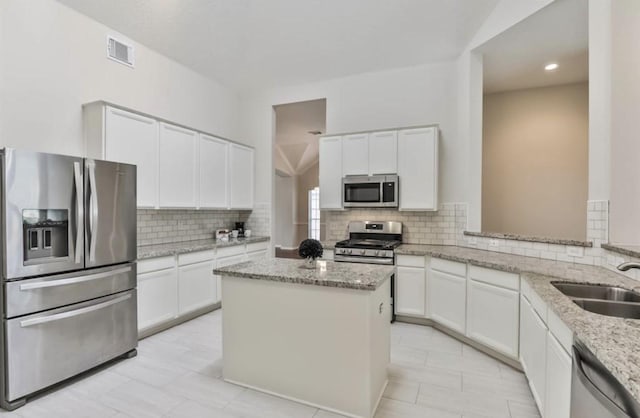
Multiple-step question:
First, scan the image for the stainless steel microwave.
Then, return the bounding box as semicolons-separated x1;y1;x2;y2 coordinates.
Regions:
342;175;398;208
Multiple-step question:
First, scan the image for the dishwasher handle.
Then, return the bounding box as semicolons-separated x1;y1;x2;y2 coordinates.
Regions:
573;342;640;418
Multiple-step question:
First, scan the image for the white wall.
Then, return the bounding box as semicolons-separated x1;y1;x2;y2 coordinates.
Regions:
609;0;640;244
240;63;460;244
588;0;611;202
274;172;296;248
240;61;460;238
0;0;240;157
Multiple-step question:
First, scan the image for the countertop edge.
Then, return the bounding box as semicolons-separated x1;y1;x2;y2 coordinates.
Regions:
602;243;640;260
137;236;270;260
463;231;593;247
213;265;391;291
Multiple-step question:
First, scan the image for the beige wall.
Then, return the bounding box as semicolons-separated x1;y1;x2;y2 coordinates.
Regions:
482;82;589;240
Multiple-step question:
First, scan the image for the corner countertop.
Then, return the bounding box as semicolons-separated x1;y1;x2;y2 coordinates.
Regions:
395;243;640;403
463;230;593;247
213;258;394;291
137;236;270;260
602;243;640;260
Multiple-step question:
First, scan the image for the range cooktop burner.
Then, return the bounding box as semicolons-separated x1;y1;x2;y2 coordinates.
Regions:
335;239;401;250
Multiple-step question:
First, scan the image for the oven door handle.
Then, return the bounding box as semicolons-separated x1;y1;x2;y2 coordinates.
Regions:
18;266;132;291
19;293;132;328
334;255;394;265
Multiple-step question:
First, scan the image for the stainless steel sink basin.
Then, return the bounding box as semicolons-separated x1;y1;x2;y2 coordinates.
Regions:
552;282;640;302
573;299;640;319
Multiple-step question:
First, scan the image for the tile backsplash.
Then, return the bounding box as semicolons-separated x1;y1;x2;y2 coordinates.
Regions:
323;203;467;245
137;209;250;246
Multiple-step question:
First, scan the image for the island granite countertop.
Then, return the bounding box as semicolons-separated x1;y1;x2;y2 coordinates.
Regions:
137;236;270;260
395;243;640;403
213;258;393;291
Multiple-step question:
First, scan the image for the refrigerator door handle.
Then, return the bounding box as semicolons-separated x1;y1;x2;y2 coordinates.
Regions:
19;293;132;328
88;161;98;263
18;266;132;291
73;161;83;264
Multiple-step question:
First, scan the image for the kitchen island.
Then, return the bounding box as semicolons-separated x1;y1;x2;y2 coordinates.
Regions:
213;258;393;418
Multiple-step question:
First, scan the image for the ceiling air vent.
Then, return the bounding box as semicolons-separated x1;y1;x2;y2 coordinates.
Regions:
107;36;134;68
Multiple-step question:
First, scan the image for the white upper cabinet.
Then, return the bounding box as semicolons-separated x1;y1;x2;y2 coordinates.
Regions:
83;102;254;210
319;136;343;209
317;125;437;210
398;127;439;211
342;133;369;176
229;144;254;209
199;134;228;209
102;106;159;208
159;123;198;208
368;131;397;175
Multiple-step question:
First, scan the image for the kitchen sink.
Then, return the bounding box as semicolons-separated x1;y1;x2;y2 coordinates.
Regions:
573;299;640;319
552;282;640;302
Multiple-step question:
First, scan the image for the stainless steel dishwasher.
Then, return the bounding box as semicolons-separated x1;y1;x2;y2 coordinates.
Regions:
571;340;640;418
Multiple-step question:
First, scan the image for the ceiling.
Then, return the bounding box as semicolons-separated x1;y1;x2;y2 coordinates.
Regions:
480;0;588;94
56;0;499;91
274;99;326;176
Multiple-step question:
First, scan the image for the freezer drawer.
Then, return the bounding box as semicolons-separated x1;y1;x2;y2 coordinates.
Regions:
5;263;136;318
5;290;137;401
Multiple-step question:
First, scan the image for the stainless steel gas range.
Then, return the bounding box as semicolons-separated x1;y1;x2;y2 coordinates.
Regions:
334;221;402;265
334;221;402;321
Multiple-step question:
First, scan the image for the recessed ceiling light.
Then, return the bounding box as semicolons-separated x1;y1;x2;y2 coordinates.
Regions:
545;63;559;71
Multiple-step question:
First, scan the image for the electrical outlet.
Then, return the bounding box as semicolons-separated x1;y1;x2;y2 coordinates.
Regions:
489;239;500;247
566;246;584;257
468;237;477;245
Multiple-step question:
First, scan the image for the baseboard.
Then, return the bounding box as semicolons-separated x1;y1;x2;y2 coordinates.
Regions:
395;315;523;371
224;378;371;418
138;302;221;340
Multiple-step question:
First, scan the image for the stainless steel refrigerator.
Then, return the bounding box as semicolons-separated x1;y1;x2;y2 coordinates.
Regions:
0;148;138;410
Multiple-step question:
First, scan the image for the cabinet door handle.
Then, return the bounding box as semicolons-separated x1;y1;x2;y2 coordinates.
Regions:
379;302;384;314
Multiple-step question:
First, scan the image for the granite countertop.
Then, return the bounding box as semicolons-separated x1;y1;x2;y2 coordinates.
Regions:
463;230;593;247
137;236;270;260
396;243;640;403
602;243;640;260
213;258;394;291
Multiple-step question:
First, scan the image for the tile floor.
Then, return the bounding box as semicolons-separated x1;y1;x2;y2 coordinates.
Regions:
0;310;540;418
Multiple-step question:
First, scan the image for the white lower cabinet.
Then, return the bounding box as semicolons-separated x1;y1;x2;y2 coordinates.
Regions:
246;241;269;262
214;254;246;303
247;250;267;262
137;261;178;332
520;295;548;415
429;269;466;333
178;260;216;315
137;240;270;334
395;266;426;317
545;333;572;418
467;279;520;358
